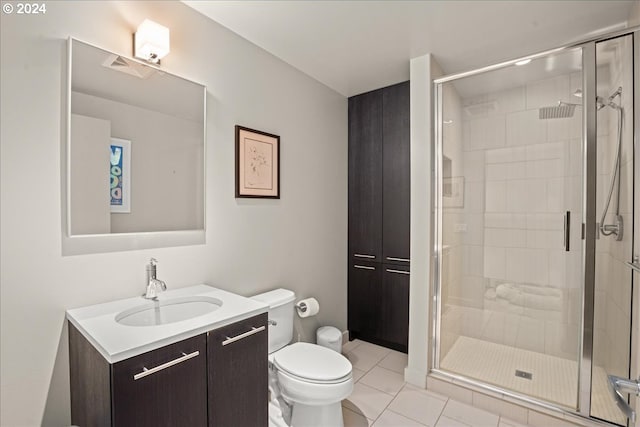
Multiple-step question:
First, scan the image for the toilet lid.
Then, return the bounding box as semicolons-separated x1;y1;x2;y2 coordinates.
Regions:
273;342;352;382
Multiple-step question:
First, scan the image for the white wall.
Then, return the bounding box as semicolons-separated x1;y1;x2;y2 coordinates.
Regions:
406;54;442;388
0;2;347;425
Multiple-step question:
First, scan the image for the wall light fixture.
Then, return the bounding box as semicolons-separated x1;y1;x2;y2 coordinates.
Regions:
134;19;170;65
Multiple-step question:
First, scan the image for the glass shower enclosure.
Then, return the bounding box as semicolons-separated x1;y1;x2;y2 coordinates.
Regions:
433;30;637;426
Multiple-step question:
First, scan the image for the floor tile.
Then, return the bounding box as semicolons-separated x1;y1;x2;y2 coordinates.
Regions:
352;367;367;383
373;409;427;426
527;410;576;427
360;366;406;395
441;400;499;427
344;382;395;420
435;415;471;427
388;385;447;426
378;350;408;374
343;406;373;427
344;339;364;354
346;342;391;371
498;417;528;427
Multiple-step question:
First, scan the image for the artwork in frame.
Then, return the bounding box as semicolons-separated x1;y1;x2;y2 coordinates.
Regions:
110;137;131;213
443;176;464;208
235;125;280;198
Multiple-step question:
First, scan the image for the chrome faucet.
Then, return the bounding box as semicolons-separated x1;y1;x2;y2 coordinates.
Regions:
143;258;167;300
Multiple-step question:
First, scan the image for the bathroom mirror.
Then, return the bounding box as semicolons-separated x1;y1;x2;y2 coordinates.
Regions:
63;38;206;255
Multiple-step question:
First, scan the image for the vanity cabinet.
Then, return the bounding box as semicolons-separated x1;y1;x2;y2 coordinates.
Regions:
348;81;410;352
69;313;267;427
207;313;268;427
111;334;207;426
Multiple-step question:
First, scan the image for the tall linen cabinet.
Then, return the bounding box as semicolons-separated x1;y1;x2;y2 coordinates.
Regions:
348;81;410;352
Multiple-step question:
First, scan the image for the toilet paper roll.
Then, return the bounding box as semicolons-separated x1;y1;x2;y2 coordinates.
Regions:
295;297;319;318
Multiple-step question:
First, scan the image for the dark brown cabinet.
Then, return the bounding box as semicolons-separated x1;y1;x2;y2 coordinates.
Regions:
348;81;410;353
69;313;267;427
348;89;383;262
112;334;208;426
207;313;268;427
381;83;411;264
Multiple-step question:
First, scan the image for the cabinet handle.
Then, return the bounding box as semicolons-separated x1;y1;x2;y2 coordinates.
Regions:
354;254;375;259
354;265;375;270
133;351;200;380
222;326;266;346
386;268;410;275
386;257;410;262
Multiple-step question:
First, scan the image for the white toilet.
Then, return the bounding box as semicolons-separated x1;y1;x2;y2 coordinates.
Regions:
252;289;353;427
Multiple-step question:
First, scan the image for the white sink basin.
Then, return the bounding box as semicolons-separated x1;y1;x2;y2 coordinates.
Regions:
115;296;223;327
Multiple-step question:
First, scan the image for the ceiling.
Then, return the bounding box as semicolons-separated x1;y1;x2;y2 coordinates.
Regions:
183;1;636;97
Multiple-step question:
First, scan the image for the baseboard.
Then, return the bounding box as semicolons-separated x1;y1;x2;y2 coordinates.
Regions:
404;367;428;388
342;330;349;345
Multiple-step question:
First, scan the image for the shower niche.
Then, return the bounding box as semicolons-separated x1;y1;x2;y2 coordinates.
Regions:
433;32;636;426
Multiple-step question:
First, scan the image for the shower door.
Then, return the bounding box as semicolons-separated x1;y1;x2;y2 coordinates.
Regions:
433;31;637;426
434;46;586;410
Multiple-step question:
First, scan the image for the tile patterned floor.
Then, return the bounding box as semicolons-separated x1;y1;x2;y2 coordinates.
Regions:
341;340;529;427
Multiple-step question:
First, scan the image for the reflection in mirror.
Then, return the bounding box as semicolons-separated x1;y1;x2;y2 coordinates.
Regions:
66;38;205;247
64;39;206;255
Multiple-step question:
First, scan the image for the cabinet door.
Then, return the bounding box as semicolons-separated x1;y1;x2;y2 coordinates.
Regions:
380;265;410;351
112;334;207;427
208;313;268;427
382;81;411;265
348;261;382;339
348;90;383;262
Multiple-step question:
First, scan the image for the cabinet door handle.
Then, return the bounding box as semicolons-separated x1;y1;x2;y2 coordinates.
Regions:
222;326;266;346
354;254;375;259
386;268;410;275
354;265;375;270
386;257;410;262
133;351;200;380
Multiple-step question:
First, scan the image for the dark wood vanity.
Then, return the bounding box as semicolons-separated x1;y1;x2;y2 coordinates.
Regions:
69;313;267;427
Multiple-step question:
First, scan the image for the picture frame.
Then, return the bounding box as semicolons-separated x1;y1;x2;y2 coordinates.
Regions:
110;137;131;213
235;125;280;198
443;176;464;208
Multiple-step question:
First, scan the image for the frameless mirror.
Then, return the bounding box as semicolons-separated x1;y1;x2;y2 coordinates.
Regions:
63;38;206;255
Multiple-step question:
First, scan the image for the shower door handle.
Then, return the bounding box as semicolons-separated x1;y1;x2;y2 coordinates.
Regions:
564;211;571;252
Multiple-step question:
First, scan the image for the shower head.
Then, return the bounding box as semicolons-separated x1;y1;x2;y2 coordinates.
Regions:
538;101;577;119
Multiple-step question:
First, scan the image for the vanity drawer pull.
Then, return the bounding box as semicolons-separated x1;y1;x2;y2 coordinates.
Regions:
133;351;200;380
222;326;266;346
386;257;410;263
386;268;410;275
354;265;375;270
354;254;375;259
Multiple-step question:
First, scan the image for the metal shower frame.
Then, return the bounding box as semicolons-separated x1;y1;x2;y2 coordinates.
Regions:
431;25;639;424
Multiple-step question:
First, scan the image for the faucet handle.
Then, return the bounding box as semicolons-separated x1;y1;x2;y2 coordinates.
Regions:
149;258;158;266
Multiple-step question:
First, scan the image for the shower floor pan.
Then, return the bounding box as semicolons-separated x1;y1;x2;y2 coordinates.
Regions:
440;336;625;425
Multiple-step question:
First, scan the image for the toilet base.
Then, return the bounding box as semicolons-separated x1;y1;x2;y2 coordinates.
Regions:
290;401;344;427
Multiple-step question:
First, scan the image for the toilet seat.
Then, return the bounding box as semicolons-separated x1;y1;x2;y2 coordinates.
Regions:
273;342;352;384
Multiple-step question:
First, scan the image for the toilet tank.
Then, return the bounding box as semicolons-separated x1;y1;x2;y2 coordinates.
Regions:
251;288;295;354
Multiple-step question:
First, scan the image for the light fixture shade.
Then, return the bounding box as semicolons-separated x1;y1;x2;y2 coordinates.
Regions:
134;19;170;64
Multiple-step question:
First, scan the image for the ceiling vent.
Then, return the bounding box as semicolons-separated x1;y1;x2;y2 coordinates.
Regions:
102;54;156;79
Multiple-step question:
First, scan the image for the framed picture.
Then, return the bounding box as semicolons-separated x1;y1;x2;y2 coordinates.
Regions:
110;137;131;213
443;176;464;208
235;125;280;198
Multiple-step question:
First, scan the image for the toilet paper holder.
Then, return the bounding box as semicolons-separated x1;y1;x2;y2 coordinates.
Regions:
295;301;309;313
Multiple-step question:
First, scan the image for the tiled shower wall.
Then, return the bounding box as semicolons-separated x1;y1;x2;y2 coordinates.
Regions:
442;71;586;360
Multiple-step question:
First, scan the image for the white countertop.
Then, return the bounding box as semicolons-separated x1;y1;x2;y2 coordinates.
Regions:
66;284;268;363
